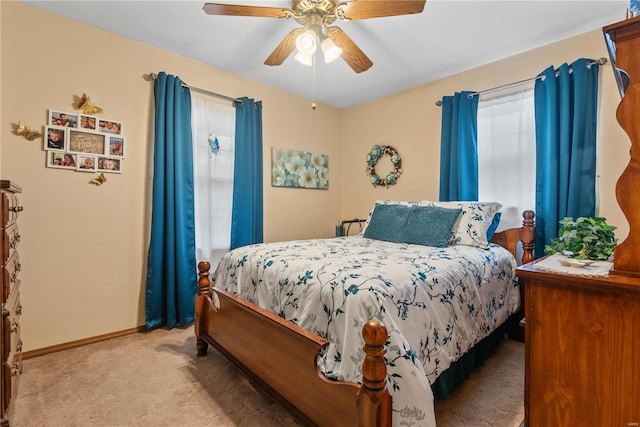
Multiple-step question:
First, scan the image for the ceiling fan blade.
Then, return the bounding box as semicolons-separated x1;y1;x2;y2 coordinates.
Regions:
264;28;304;66
203;3;294;18
336;0;426;20
327;27;373;73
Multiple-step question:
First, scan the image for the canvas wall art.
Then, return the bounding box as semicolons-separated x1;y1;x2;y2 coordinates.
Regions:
271;147;329;190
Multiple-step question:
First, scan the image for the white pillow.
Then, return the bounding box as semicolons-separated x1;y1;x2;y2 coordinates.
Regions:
361;200;502;249
425;201;502;249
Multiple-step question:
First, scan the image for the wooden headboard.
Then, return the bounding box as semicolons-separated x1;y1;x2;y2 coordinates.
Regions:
491;210;536;264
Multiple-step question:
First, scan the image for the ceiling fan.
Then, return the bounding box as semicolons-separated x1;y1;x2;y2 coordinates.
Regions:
203;0;426;73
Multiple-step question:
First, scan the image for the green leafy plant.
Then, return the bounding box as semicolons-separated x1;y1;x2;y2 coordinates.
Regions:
545;217;618;260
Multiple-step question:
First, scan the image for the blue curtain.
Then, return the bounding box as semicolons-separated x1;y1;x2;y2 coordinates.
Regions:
145;72;196;329
230;97;264;249
439;91;479;201
534;58;599;258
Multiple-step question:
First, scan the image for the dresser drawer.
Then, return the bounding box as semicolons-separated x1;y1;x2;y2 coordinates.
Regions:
1;283;21;417
5;280;21;362
1;223;20;265
3;349;22;417
1;251;20;301
6;331;21;380
0;192;22;228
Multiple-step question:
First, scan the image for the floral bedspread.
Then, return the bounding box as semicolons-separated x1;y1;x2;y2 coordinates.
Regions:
212;236;520;427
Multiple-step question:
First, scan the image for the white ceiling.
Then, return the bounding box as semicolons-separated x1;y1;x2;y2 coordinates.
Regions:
20;0;628;109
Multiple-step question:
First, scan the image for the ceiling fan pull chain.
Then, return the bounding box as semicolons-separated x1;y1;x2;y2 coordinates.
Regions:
311;49;317;110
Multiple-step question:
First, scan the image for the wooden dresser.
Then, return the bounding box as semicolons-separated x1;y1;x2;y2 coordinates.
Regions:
0;181;23;426
517;263;640;427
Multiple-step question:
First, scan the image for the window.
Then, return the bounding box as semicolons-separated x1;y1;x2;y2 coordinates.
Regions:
477;82;536;231
191;93;235;268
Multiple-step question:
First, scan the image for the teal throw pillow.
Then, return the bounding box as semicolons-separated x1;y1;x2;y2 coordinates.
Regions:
402;206;462;247
362;204;410;243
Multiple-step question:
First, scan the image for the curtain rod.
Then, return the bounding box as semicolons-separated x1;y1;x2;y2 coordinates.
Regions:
146;73;243;105
435;57;608;106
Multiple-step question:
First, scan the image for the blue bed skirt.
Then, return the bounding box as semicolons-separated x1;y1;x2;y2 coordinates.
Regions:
431;317;517;400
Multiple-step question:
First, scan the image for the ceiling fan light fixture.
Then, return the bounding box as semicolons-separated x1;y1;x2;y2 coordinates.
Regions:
320;37;342;63
295;29;317;56
294;51;313;66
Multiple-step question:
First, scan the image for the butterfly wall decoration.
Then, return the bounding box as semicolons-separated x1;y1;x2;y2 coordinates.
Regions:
89;173;107;186
12;121;42;141
208;132;220;156
74;93;103;115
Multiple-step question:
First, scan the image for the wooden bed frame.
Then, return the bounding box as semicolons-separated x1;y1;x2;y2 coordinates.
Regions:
194;210;535;427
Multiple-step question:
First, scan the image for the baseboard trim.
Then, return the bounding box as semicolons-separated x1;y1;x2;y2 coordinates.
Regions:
22;325;147;359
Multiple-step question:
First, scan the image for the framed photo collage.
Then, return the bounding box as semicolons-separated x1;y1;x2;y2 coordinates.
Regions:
44;109;125;173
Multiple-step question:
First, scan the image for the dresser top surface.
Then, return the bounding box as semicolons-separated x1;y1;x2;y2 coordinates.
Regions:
517;258;640;294
0;181;22;193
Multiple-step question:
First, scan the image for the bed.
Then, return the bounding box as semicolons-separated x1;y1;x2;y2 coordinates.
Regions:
194;201;535;427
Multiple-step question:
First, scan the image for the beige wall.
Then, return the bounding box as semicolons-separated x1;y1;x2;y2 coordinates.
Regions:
340;29;630;244
1;2;341;352
1;2;631;352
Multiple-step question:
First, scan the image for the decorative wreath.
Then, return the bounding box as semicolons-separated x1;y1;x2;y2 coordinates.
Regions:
366;144;402;188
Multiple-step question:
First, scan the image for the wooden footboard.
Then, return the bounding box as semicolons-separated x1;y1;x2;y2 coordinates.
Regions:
194;261;391;427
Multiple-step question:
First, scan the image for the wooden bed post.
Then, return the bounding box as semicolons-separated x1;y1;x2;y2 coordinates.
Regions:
195;261;211;357
520;210;536;264
357;320;392;427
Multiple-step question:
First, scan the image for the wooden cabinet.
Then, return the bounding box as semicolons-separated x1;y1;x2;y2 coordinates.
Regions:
517;262;640;427
0;181;23;427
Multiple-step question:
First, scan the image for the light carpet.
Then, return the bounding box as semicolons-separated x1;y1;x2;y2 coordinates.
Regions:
13;327;524;426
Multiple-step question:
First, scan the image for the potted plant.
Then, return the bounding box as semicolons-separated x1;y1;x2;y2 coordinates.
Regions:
544;217;618;261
